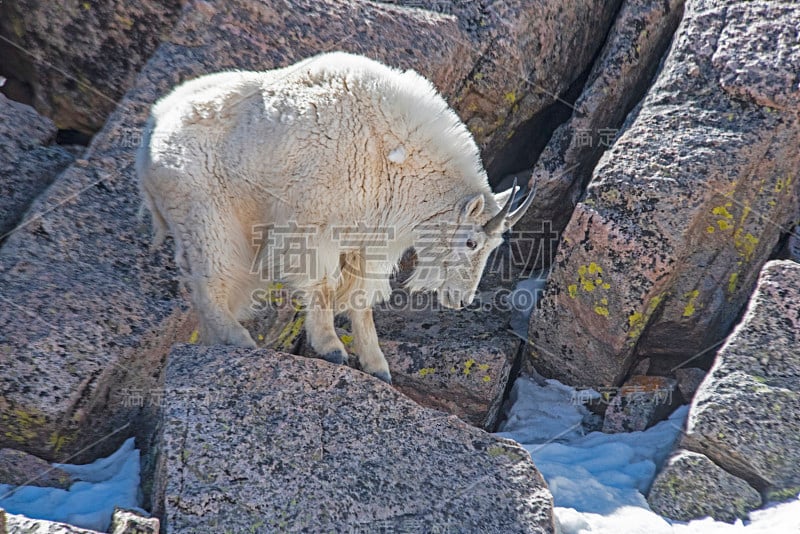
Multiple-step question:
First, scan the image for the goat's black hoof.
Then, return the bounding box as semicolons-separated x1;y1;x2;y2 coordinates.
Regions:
371;370;392;384
321;350;347;365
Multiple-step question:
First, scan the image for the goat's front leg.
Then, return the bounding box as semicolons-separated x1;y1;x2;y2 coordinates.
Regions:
304;282;348;365
349;307;391;384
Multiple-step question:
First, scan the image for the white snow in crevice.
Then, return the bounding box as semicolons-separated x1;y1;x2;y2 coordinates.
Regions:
496;376;800;534
508;273;548;340
0;437;143;532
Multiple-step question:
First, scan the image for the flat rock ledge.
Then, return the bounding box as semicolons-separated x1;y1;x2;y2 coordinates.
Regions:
153;345;554;533
373;284;522;431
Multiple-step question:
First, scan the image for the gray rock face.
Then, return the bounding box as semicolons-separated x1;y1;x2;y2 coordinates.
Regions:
681;260;800;500
371;0;622;175
297;254;522;430
712;1;800;111
301;289;520;430
432;0;622;176
649;260;800;522
300;244;532;431
674;367;707;401
0;0;184;133
0;448;71;489
528;0;800;388
648;450;762;523
0;93;75;239
154;344;555;533
602;375;680;433
516;0;686;267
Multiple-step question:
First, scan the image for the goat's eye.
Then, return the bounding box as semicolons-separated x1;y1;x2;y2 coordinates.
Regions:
466;238;478;250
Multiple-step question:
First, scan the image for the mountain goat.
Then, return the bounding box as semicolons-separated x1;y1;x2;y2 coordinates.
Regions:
137;52;534;384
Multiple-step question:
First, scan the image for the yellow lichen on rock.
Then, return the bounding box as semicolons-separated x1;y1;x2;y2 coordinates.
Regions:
682;289;700;317
276;314;305;350
463;358;476;376
569;262;612;318
3;408;47;444
568;284;578;298
728;272;739;294
48;430;71;453
733;229;759;261
628;294;664;340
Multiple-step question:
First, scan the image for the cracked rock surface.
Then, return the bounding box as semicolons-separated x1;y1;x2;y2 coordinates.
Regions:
529;0;800;387
649;260;800;521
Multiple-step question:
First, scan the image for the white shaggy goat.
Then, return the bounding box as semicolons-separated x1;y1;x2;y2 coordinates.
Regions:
137;52;534;383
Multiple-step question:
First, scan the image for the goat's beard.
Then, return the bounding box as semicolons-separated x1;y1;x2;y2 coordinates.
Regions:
403;264;447;295
403;265;470;309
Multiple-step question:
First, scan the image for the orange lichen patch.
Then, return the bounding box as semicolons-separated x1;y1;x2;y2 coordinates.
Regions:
620;375;670;394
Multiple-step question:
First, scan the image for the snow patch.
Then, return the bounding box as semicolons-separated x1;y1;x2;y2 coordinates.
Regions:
497;376;800;533
509;273;548;339
0;437;143;532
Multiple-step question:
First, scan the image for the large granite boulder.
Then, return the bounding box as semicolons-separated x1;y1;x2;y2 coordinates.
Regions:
516;0;686;267
0;93;76;239
153;344;555;532
374;298;519;431
528;0;800;387
0;0;620;168
0;0;184;134
648;260;800;520
408;0;622;176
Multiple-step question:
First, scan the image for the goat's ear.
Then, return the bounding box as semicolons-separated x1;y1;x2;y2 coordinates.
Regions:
462;193;485;219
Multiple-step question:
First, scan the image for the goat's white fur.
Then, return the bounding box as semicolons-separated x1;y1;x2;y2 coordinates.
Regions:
137;52;515;382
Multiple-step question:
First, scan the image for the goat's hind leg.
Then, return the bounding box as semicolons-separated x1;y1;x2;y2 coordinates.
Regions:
179;213;257;348
191;277;257;348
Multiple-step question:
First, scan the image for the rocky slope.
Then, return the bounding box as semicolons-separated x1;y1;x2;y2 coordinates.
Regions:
1;0;798;530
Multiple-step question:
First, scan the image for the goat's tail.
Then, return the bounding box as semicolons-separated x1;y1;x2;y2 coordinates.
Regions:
138;188;168;249
135;116;168;249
